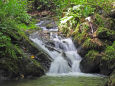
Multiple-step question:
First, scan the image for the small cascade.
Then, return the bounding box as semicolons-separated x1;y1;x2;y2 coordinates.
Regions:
30;18;82;75
49;55;71;73
48;35;82;74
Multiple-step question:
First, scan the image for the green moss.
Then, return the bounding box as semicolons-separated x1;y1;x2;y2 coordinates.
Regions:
104;18;115;30
112;41;115;48
46;23;54;29
0;58;19;74
74;32;88;44
82;38;103;50
100;42;115;74
95;14;115;30
108;70;115;86
96;27;115;41
85;50;100;60
102;42;115;60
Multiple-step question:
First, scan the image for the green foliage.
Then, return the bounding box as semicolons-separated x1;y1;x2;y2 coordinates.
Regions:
95;14;105;26
27;0;112;19
85;50;99;60
95;14;115;29
112;41;115;48
28;0;59;11
83;38;95;49
0;0;31;59
103;43;115;60
73;24;89;44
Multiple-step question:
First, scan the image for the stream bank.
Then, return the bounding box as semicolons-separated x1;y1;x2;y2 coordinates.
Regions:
0;24;52;80
58;5;115;86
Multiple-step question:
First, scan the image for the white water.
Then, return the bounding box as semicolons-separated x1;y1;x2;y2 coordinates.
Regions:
30;33;82;73
48;34;82;74
30;19;104;77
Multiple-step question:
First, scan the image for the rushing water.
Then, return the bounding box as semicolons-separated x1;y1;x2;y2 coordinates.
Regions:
30;17;104;77
30;19;82;75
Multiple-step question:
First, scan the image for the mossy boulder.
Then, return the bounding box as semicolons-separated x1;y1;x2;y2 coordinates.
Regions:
80;50;101;73
0;57;44;80
0;33;52;80
96;27;115;41
46;23;54;29
80;41;115;75
104;18;115;30
95;14;115;30
100;42;115;75
108;70;115;86
82;38;104;51
20;38;51;72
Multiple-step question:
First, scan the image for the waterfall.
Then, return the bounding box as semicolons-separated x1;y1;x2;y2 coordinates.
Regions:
30;18;82;75
48;35;82;74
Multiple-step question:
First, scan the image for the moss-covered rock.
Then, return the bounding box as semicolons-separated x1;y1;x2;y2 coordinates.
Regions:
100;42;115;75
46;23;54;29
80;41;115;75
82;38;104;51
96;27;115;41
95;14;115;30
108;70;115;86
80;50;101;73
0;32;52;80
0;57;44;80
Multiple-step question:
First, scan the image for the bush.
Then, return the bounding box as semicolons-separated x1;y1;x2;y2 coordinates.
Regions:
0;0;31;58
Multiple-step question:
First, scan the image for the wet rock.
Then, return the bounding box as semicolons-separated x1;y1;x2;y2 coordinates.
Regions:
46;23;54;29
22;39;52;72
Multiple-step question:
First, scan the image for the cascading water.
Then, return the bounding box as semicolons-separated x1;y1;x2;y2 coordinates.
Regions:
30;18;82;75
30;18;104;77
48;34;82;74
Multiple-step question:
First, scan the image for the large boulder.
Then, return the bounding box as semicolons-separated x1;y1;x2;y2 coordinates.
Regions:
96;27;115;41
100;43;115;75
0;57;44;80
80;50;101;73
0;36;52;80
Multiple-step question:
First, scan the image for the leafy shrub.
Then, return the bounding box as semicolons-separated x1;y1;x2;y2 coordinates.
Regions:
0;0;31;59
